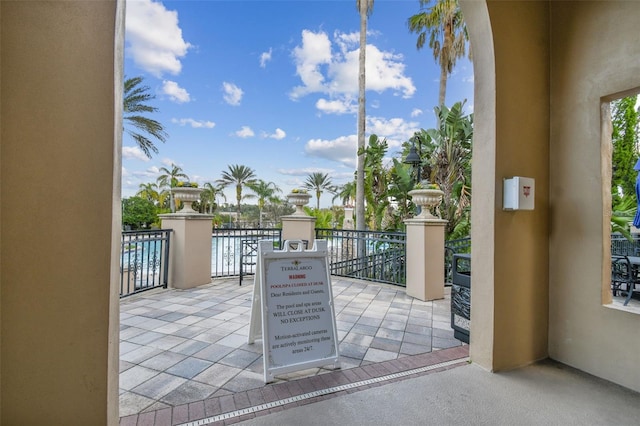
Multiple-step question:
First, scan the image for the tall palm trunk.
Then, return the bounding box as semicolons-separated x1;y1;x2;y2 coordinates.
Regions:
356;0;367;232
236;184;242;226
438;20;454;106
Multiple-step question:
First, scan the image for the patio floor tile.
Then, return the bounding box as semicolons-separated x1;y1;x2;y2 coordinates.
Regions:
140;351;187;371
159;381;217;406
131;373;187;400
165;358;213;379
363;347;398;363
119;277;465;424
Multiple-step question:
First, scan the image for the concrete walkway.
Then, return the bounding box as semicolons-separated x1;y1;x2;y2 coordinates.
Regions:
238;360;640;426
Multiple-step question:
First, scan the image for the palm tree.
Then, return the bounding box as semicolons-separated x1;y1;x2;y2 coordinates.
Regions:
157;164;189;213
333;181;357;207
408;0;469;106
356;0;374;232
123;76;168;158
303;172;335;210
362;135;389;229
217;164;257;225
201;182;225;214
247;180;281;227
136;182;161;206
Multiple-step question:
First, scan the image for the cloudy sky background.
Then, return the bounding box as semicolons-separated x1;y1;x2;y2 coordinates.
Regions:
122;0;474;207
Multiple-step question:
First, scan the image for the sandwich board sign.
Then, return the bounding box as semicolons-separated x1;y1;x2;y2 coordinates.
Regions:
248;239;340;383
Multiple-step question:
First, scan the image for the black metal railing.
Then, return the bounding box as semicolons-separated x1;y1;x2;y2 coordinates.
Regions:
211;228;282;278
611;233;640;256
444;237;471;284
120;229;172;298
315;228;407;286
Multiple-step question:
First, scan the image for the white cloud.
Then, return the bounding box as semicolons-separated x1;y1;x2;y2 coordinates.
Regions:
235;126;255;138
277;167;336;176
126;165;162;181
125;0;191;77
222;82;244;106
264;128;286;140
260;48;273;68
160;158;178;168
411;108;423;117
122;146;150;161
316;98;356;115
289;29;416;110
161;80;190;103
302;116;419;167
305;135;358;167
462;74;474;84
171;118;215;128
367;116;420;149
290;30;333;99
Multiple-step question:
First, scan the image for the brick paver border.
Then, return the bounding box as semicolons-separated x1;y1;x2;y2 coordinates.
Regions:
120;345;469;426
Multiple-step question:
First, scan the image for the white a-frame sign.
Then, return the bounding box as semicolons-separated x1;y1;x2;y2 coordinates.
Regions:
248;240;340;383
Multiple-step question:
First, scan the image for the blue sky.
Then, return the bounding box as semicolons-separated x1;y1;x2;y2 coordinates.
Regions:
122;0;474;207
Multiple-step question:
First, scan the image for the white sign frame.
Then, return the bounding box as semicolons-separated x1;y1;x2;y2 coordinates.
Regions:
248;239;341;383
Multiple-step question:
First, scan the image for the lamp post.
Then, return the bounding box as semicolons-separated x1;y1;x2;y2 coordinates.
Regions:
403;138;422;185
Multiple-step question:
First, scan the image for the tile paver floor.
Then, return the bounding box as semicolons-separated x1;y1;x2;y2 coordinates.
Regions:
119;276;465;422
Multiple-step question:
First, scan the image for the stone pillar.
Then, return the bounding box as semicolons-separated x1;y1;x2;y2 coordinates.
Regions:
404;218;448;301
281;215;317;248
160;213;214;289
343;207;354;230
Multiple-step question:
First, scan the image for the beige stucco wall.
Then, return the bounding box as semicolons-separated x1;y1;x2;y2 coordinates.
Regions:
548;1;640;392
464;0;640;392
463;0;550;372
0;1;120;423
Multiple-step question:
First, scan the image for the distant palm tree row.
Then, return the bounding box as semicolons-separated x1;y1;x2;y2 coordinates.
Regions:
131;162;344;226
130;98;472;238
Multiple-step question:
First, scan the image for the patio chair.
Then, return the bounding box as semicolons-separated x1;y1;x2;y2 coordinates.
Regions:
611;255;636;304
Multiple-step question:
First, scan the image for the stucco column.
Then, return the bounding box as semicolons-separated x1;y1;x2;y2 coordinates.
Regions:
160;213;214;289
404;218;447;301
281;215;316;248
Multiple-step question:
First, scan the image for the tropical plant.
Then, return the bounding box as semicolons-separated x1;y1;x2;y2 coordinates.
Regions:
157;164;189;213
248;179;282;227
612;195;637;240
408;0;469;106
216;164;257;224
122;196;157;230
123;76;168;158
303;172;335;210
303;207;334;229
356;0;374;232
611;95;639;199
419;101;473;237
362;135;389;229
385;159;415;229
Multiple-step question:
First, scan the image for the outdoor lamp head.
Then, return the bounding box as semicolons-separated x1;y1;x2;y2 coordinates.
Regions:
634;158;640;171
403;144;421;166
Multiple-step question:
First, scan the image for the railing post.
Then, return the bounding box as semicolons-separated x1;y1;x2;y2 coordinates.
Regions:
404;217;448;301
281;215;316;246
159;212;213;289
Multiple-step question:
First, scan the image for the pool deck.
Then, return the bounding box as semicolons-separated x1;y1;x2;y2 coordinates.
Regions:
119;276;465;424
